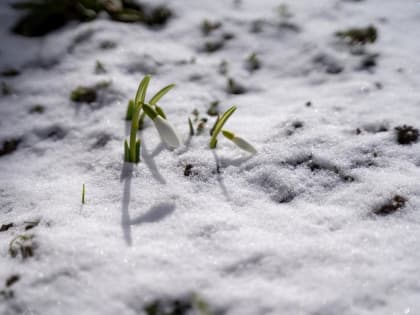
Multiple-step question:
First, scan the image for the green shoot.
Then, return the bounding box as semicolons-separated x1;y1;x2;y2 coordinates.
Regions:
82;184;85;204
124;76;178;162
209;105;236;148
125;75;151;163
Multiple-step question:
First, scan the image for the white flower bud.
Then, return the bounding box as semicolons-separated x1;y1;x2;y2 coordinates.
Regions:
153;115;181;148
232;136;257;154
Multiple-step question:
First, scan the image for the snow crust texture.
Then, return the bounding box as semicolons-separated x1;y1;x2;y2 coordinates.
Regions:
1;0;420;314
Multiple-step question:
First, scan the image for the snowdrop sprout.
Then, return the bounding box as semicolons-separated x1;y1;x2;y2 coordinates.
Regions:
142;104;181;148
124;76;176;163
222;130;257;154
209;105;236;148
124;75;151;163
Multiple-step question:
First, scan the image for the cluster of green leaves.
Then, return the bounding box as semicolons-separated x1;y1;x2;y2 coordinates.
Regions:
335;25;378;45
12;0;172;37
124;75;175;163
70;80;111;103
144;295;214;315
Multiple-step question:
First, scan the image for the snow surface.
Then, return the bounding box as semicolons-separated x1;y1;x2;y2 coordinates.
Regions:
1;0;420;314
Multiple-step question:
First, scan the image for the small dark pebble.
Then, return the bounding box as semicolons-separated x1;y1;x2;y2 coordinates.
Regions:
184;164;193;176
278;22;301;32
99;40;117;50
223;32;235;40
374;195;407;216
358;53;378;71
0;223;14;232
5;275;20;287
343;175;355;182
1;69;20;77
0;139;21;156
292;121;303;129
374;82;383;90
395;125;418;145
24;220;39;231
0;289;14;299
305;101;312;107
144;298;193;315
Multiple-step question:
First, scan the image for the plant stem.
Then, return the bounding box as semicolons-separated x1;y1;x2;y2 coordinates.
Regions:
129;104;142;162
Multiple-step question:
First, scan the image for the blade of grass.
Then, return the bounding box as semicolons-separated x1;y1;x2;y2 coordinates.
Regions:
82;184;85;204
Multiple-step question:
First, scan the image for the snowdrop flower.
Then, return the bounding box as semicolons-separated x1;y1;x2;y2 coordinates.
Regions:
153;114;181;148
143;104;181;148
222;130;257;154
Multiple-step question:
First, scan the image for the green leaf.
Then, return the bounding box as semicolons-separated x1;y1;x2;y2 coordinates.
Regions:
209;105;236;149
135;139;141;163
149;83;175;105
129;105;142;162
142;103;158;120
222;129;235;140
124;140;130;161
138;111;146;130
155;105;166;119
134;75;151;106
125;99;134;120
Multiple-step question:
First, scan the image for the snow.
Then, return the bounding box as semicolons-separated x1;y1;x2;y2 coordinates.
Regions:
1;0;420;314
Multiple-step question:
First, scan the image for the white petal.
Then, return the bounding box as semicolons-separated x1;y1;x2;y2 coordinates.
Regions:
232;136;257;154
154;116;181;148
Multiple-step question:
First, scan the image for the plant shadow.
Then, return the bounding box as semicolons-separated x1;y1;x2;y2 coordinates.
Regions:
141;141;166;184
120;162;134;246
130;202;176;225
212;150;231;201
